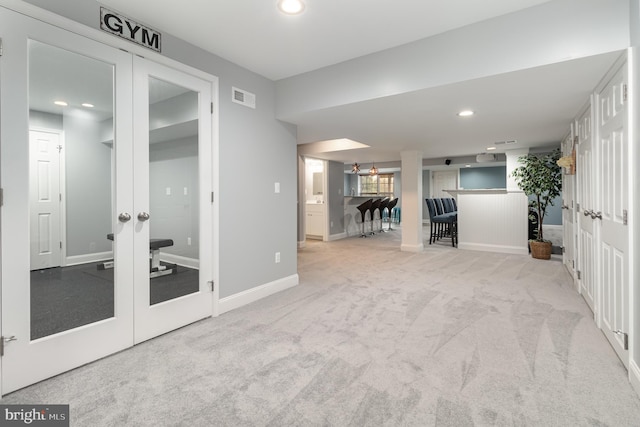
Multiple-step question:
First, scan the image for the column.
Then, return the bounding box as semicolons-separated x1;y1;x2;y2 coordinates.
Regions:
400;150;424;252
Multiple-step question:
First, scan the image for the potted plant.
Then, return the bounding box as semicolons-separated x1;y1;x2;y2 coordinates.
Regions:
511;148;562;259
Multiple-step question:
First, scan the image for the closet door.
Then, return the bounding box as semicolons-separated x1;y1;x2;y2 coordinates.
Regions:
576;105;597;313
597;64;629;367
0;9;134;394
561;132;576;279
132;57;214;343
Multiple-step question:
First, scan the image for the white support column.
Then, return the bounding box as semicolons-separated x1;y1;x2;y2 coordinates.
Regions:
400;150;424;252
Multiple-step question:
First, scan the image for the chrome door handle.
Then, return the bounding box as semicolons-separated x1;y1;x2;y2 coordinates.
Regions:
137;212;150;221
561;204;569;210
583;209;592;217
592;211;602;220
118;212;132;222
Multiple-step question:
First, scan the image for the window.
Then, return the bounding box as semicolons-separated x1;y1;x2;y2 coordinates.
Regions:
359;173;394;196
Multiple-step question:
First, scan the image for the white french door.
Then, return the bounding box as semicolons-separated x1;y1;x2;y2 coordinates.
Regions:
132;57;213;344
561;132;576;279
0;10;135;394
0;6;215;394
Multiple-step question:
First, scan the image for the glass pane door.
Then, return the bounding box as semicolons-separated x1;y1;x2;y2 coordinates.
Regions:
132;57;213;344
1;8;134;395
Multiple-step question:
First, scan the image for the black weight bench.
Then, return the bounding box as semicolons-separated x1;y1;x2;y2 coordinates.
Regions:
97;233;178;278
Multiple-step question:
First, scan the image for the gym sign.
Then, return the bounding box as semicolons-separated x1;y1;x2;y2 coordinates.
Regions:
100;7;162;53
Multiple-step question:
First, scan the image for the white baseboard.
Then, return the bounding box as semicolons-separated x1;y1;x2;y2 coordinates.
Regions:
327;232;347;241
630;360;640;397
66;251;112;266
458;242;528;255
401;243;424;252
219;274;299;314
161;253;199;269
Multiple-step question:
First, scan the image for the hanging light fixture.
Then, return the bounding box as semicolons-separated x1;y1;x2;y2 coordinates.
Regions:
351;162;360;174
369;162;378;176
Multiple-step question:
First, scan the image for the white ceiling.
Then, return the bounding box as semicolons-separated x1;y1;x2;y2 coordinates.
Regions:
42;0;623;165
98;0;555;81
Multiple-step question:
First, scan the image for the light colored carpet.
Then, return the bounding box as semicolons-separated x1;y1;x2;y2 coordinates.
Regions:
4;227;640;426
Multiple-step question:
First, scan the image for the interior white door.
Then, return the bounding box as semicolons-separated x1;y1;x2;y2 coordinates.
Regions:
432;170;458;199
1;10;135;394
560;132;576;278
132;57;213;343
29;129;62;270
597;64;629;367
576;105;597;313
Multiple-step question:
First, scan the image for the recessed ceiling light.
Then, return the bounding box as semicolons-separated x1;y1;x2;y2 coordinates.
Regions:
82;103;94;108
486;146;497;151
278;0;305;15
457;110;474;117
54;101;68;107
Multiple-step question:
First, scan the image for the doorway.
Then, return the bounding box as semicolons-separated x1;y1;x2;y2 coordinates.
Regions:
1;9;217;394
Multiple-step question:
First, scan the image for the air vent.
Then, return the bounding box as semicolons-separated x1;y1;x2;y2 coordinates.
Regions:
232;87;256;109
494;140;517;145
476;153;497;163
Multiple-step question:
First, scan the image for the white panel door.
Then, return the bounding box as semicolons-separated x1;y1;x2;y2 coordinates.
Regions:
576;106;597;313
561;132;576;277
1;10;135;394
432;170;458;199
597;65;629;367
29;130;62;270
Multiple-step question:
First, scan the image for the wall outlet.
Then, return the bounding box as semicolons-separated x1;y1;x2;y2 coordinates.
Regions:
275;252;280;263
187;237;192;246
184;187;188;196
166;187;171;196
275;182;280;193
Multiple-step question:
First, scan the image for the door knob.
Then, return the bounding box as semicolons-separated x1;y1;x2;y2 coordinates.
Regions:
592;211;602;220
583;209;592;217
138;212;150;221
118;212;132;222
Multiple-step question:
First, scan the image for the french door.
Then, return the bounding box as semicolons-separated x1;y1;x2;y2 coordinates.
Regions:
0;7;215;394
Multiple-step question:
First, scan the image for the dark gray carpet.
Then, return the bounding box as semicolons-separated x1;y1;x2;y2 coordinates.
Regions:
30;263;199;340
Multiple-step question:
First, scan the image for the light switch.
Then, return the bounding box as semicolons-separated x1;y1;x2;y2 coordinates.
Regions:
275;182;280;193
166;187;171;196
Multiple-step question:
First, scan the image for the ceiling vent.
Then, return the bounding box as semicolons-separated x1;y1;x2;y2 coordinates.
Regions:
232;87;256;109
476;153;497;163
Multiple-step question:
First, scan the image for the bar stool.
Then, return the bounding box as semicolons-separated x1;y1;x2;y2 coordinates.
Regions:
377;197;390;232
369;199;382;235
425;198;457;247
386;198;398;231
356;199;373;237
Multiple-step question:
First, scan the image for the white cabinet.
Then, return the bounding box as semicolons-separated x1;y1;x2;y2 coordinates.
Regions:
306;204;324;238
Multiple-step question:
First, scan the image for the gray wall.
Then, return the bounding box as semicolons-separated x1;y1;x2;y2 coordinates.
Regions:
460;166;507;189
25;0;298;299
64;114;112;256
